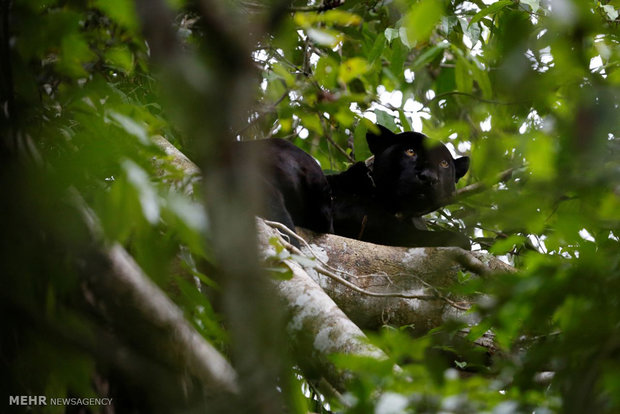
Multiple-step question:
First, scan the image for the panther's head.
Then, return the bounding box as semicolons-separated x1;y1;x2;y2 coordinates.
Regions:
367;125;469;215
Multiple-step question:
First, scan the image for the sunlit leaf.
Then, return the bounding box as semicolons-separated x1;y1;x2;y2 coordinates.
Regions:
455;55;473;94
294;10;362;26
601;4;619;20
338;57;369;84
122;159;160;225
398;26;413;49
521;0;540;13
402;0;444;44
271;62;296;87
469;0;513;26
105;45;135;74
94;0;138;30
106;111;150;145
306;28;341;47
384;28;399;43
375;109;398;132
412;42;448;69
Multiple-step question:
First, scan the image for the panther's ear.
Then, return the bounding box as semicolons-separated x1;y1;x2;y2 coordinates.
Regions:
366;124;397;155
454;156;470;182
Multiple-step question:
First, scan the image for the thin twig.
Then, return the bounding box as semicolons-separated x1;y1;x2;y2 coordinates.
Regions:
430;91;524;106
456;167;516;198
319;114;356;163
241;0;346;12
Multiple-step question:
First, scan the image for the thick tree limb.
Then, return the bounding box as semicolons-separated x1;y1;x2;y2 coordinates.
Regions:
97;244;239;394
72;186;239;401
258;221;387;389
270;225;514;333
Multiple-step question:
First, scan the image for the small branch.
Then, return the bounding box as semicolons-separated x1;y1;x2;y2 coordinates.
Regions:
291;0;346;12
319;114;356;163
241;0;346;12
456;167;515;198
235;90;290;137
71;187;239;395
430;91;524;106
102;244;240;393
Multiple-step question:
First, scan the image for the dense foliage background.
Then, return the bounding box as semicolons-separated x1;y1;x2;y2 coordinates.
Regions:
1;0;619;412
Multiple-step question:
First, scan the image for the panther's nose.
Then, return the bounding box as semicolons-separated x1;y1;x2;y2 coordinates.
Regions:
418;170;438;185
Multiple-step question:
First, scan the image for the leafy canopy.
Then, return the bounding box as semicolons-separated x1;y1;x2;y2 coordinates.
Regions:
2;0;620;412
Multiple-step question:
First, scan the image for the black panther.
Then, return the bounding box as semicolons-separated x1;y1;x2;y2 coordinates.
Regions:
247;124;470;249
326;125;470;249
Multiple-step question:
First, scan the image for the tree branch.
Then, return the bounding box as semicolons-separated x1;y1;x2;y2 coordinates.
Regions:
91;244;240;394
256;219;389;390
456;167;516;198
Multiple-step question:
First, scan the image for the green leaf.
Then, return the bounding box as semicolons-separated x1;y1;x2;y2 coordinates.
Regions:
334;107;355;128
354;120;372;161
122;159;160;225
525;132;556;180
374;110;398;132
94;0;138;30
411;42;449;69
440;16;459;35
368;33;386;64
106;111;150;145
398;26;413;49
460;18;481;45
455;55;473;94
58;33;96;78
384;28;399;43
472;63;492;99
290;254;317;268
165;194;208;233
314;56;339;89
320;9;363;26
299;113;322;134
294;10;362;26
271;62;296;87
399;110;412;131
520;0;540;13
389;40;407;76
402;0;444;44
469;0;513;26
490;235;527;254
306;28;341;47
338;58;369;84
105;45;135;74
602;4;619;21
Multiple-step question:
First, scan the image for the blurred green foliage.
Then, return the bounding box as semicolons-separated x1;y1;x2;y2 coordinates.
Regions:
1;0;620;412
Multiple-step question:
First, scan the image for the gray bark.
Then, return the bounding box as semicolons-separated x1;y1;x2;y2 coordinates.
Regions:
294;228;513;332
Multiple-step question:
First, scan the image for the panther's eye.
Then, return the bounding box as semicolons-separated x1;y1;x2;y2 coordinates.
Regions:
405;149;416;157
439;160;449;168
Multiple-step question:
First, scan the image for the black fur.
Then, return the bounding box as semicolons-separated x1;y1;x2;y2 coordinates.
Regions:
248;124;470;249
327;125;470;249
242;139;333;244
